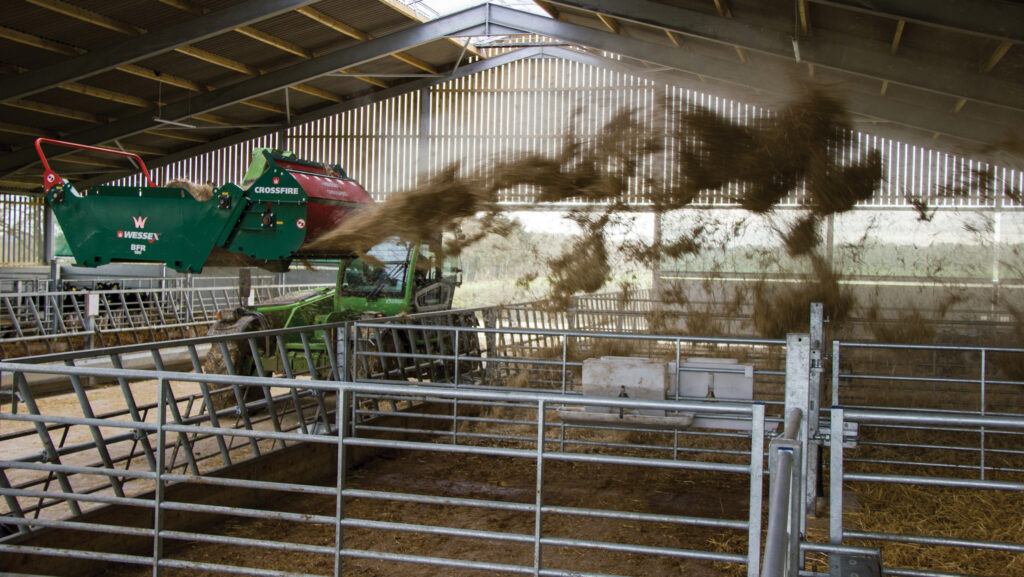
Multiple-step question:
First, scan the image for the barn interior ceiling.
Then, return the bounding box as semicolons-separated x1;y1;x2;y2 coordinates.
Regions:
0;0;1021;193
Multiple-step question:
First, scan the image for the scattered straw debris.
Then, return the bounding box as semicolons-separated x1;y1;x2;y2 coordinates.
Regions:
166;178;214;201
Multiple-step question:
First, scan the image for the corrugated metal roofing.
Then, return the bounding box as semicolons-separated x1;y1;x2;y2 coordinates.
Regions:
0;0;1019;195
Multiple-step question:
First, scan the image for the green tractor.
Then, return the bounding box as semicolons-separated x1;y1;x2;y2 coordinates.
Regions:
206;236;477;386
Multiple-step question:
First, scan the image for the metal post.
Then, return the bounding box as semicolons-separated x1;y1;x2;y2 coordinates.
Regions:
831;340;841;406
84;292;99;350
829;407;844;545
340;322;351;382
747;402;765;577
762;445;796;577
784;333;813;524
980;349;987;480
808;303;824;515
334;387;349;577
533;398;546;577
152;378;167;577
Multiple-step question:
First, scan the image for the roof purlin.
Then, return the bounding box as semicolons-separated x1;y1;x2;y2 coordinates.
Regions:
0;0;321;103
0;4;494;180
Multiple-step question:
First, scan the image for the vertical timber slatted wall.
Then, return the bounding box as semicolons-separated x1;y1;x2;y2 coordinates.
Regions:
0;193;45;265
105;56;1021;209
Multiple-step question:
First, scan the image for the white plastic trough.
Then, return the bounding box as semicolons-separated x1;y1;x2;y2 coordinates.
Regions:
556;355;762;431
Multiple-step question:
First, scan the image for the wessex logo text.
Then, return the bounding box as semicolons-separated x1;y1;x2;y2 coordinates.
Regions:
117;230;160;242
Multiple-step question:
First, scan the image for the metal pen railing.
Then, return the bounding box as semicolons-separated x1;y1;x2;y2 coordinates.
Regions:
1;360;773;577
829;408;1024;577
831;340;1024;477
0;282;332;357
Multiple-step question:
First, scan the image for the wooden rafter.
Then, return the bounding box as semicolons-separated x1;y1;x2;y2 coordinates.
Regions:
174;46;261;76
296;6;439;74
144;129;209;143
29;0;353;107
713;0;732;19
3;63;155;110
49;155;127;170
710;1;745;63
0;177;45;188
291;83;343;102
156;0;207;15
597;14;621;35
798;0;811;35
377;0;484;58
25;0;144;36
4;100;108;124
891;19;906;55
0;121;57;138
982;40;1013;73
190;113;239;126
61;83;153;108
237;26;313;59
116;64;206;93
0;25;83;55
533;1;561;20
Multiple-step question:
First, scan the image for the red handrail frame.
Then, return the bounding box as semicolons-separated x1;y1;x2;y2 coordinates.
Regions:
34;138;156;190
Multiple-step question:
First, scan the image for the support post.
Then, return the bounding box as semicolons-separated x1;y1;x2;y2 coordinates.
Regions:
784;333;812;527
808;303;824;514
829;407;845;545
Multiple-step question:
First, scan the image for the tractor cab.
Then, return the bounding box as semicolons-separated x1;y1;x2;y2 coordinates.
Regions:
336;238;461;317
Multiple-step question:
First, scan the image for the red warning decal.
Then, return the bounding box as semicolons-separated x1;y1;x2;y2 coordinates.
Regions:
296;218;306;229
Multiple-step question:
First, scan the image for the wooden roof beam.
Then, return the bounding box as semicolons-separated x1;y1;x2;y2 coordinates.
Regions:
0;121;58;138
4;100;108;124
710;1;746;63
156;0;207;15
982;40;1013;73
7;0;321;103
533;1;561;20
3;61;156;109
377;0;484;58
296;6;439;74
713;0;732;19
798;0;811;35
0;31;284;113
236;26;313;59
174;46;261;76
891;19;906;54
597;14;621;35
25;0;144;36
144;129;209;143
0;25;83;55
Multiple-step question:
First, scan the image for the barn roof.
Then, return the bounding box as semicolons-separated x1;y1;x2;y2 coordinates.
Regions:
1;0;1021;192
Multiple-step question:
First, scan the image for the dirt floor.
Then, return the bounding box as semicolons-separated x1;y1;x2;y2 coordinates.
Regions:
100;444;754;577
